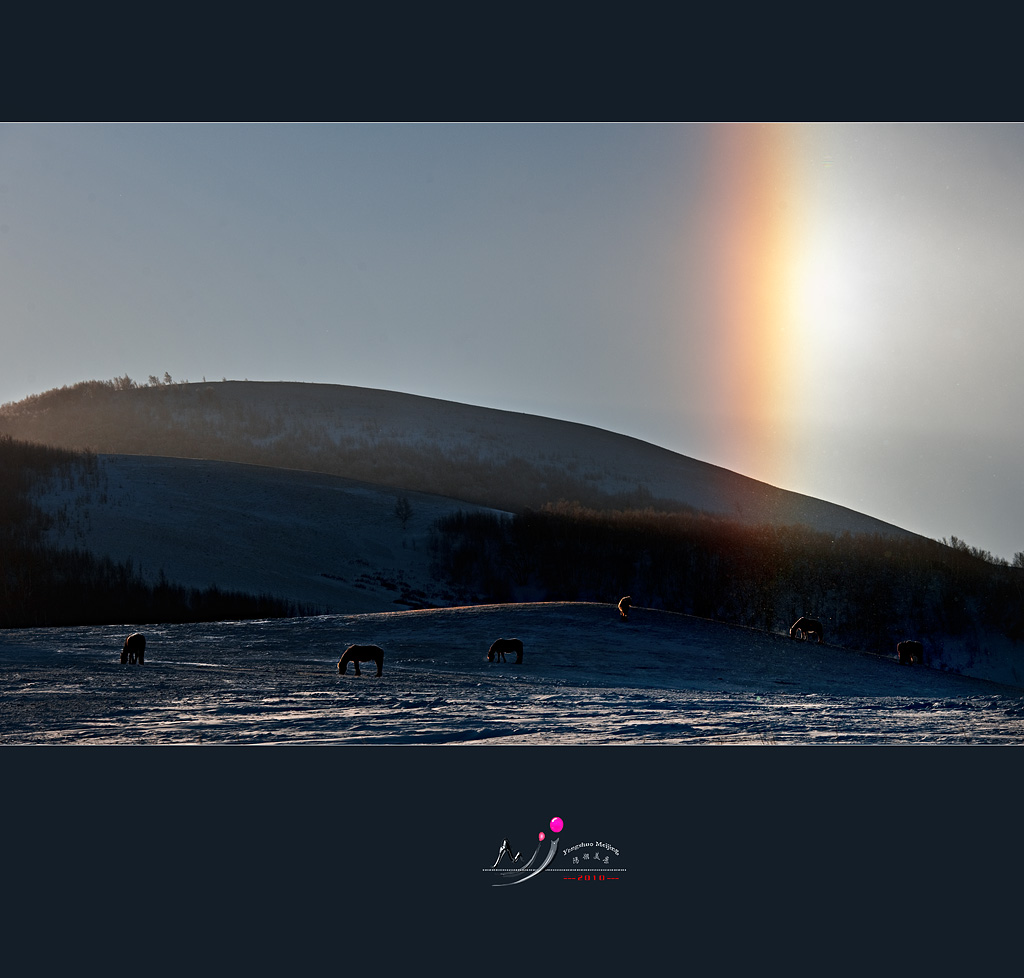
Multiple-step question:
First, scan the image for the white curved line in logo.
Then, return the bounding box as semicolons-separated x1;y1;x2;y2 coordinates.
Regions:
492;837;559;887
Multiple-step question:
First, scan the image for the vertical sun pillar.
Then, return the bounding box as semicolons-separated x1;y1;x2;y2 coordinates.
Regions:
699;123;803;490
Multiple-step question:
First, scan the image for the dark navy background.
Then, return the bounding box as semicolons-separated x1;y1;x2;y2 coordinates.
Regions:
4;747;1019;961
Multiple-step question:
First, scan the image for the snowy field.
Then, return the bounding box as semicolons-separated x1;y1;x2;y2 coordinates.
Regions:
3;602;1022;745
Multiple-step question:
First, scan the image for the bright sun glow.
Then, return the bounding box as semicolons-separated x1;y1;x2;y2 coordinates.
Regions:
792;237;864;376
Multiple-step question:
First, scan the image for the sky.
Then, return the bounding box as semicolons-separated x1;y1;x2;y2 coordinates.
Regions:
1;122;1022;561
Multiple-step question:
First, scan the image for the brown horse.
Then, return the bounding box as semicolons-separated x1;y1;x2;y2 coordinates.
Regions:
789;617;824;643
488;638;523;664
338;644;384;676
121;632;146;664
897;640;925;665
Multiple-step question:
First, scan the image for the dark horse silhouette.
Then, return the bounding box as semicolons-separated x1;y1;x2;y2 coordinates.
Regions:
789;617;824;643
121;632;146;664
897;640;925;665
338;644;384;676
488;638;523;664
617;596;632;620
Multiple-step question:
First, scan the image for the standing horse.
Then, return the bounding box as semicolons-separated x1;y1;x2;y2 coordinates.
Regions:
789;617;824;643
121;632;146;664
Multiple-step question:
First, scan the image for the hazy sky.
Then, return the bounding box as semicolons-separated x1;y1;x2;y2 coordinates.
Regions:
2;123;1021;560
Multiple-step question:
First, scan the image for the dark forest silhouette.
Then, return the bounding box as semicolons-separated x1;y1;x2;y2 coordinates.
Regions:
428;503;1024;669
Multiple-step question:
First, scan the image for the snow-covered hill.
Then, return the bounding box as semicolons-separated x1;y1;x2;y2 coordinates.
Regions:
4;379;923;539
33;453;491;614
12;378;1024;698
27;449;1024;690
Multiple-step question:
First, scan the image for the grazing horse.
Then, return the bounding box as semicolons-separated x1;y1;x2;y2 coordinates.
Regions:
789;617;824;643
617;596;632;620
897;640;925;665
488;638;523;664
121;632;146;664
338;644;384;676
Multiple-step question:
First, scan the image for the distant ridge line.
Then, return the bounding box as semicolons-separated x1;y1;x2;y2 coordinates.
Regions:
0;378;922;542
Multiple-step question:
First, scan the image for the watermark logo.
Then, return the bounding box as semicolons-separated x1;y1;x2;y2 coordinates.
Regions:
482;816;626;886
559;839;623;883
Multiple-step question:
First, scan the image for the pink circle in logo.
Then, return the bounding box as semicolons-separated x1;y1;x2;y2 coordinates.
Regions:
550;816;563;834
538;831;545;842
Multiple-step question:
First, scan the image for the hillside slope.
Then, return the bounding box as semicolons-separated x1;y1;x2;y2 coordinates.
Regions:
32;453;493;614
2;379;922;541
25;446;1024;688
